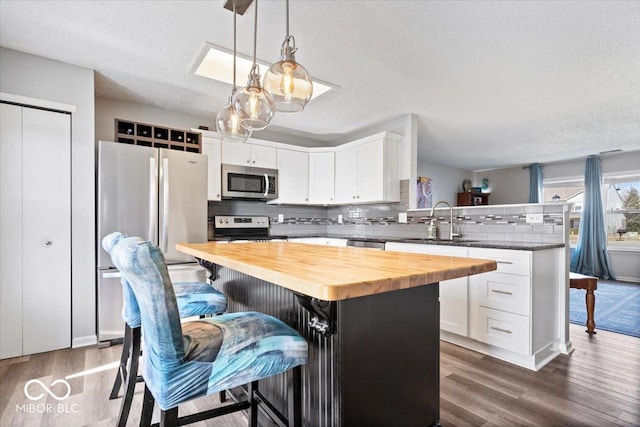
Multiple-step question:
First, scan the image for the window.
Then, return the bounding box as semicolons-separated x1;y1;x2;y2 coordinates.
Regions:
543;177;640;250
604;180;640;250
543;182;584;245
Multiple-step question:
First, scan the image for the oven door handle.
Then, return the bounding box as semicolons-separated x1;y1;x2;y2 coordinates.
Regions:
264;174;269;197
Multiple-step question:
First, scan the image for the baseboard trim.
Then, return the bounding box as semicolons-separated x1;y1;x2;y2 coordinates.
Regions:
72;335;97;348
614;275;640;283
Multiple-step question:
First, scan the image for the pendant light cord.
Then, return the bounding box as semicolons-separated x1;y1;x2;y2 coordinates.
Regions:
232;3;237;92
285;0;289;38
252;0;258;66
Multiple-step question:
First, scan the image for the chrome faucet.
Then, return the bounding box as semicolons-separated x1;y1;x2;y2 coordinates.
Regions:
430;200;460;241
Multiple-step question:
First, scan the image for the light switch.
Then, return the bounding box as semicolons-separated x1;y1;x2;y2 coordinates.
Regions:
338;214;343;224
278;214;284;223
526;213;544;224
398;213;407;223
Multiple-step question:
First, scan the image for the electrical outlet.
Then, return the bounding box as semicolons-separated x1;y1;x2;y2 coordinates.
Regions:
398;213;407;223
526;213;544;224
338;214;343;224
278;214;284;223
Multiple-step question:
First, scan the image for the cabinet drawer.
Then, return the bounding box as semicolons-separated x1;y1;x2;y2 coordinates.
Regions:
470;307;530;355
468;248;530;276
470;272;530;316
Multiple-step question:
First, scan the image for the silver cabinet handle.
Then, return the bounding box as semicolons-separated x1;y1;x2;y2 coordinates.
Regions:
43;240;52;247
491;289;513;295
497;261;513;264
491;326;512;334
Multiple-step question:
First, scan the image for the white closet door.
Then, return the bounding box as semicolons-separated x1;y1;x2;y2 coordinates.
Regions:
21;107;71;355
0;104;70;359
0;103;24;359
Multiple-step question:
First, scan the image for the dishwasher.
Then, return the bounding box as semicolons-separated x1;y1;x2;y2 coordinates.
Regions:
346;240;385;250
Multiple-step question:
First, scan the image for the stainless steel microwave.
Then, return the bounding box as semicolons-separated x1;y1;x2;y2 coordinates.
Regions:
221;164;278;200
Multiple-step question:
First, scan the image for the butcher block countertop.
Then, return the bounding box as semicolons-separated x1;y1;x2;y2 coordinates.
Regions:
176;241;497;301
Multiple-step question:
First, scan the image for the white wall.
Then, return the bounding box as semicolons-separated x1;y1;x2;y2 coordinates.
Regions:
0;48;96;346
417;160;473;206
477;166;530;205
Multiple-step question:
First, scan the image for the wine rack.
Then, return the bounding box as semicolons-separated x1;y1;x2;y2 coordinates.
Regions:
114;119;201;153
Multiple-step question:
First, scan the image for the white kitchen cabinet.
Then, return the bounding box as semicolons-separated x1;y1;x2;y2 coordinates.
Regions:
465;247;562;370
1;104;71;359
308;152;335;205
221;140;277;169
385;242;469;336
202;135;222;201
288;237;348;247
270;148;309;205
334;132;400;204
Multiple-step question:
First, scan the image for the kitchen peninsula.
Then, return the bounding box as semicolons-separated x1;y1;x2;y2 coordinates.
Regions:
177;241;496;426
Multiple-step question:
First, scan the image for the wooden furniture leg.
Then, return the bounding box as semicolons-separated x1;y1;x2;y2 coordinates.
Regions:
585;289;596;334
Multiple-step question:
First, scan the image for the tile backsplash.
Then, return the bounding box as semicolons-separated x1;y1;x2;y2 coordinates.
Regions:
208;180;566;244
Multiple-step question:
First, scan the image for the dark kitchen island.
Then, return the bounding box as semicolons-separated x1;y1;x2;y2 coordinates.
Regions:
177;241;496;427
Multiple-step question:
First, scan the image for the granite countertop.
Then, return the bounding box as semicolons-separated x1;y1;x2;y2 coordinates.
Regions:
285;234;565;251
177;241;497;301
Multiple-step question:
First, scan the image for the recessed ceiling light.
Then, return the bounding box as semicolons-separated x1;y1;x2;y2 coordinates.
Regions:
190;43;337;103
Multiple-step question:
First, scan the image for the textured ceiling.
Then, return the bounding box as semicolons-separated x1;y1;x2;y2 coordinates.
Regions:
1;1;639;171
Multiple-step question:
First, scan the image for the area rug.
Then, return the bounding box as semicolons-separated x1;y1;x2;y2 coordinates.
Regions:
570;280;640;338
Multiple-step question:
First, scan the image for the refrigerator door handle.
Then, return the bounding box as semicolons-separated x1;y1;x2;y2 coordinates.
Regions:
102;271;122;279
264;173;269;197
149;157;158;243
161;157;170;252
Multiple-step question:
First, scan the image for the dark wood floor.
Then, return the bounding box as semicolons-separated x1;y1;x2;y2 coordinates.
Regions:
1;323;638;426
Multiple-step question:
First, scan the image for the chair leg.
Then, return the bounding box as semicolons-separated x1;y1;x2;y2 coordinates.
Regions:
248;381;259;427
287;366;302;427
139;384;155;427
160;407;179;427
110;323;132;399
116;326;141;427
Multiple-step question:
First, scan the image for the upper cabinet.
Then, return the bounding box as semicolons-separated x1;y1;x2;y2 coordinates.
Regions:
201;135;222;201
270;148;309;205
334;132;400;204
309;152;335;205
221;140;277;169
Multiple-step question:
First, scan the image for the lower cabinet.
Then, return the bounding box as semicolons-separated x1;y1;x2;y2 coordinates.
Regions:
386;243;564;371
385;242;468;336
288;237;348;247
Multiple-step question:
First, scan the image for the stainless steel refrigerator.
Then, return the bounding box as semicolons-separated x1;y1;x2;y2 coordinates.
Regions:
97;140;208;342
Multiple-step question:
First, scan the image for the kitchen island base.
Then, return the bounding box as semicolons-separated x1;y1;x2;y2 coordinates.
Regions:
213;265;441;427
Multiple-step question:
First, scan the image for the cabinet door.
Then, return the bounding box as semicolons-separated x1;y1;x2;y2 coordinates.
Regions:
334;146;358;204
202;137;222;200
384;242;469;336
308;152;335;204
221;141;251;166
274;148;308;204
357;139;384;202
250;144;277;169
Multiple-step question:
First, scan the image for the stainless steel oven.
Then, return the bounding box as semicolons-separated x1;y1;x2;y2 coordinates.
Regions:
221;164;278;200
212;216;286;242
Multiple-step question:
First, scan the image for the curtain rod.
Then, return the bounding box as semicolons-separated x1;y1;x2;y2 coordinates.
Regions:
521;149;640;169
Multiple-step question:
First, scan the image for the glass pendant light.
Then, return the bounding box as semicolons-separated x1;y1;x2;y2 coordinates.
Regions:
263;0;313;113
216;2;251;143
235;0;274;130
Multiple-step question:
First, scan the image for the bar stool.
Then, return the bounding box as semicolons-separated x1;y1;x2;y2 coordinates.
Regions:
102;232;228;427
110;236;308;427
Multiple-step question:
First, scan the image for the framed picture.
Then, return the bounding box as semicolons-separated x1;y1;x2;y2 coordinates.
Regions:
473;196;483;206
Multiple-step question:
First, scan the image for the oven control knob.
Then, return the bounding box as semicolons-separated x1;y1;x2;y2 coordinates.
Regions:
224;219;229;223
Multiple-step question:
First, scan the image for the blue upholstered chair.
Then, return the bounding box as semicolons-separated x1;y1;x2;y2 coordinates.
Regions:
109;235;308;427
102;232;228;427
